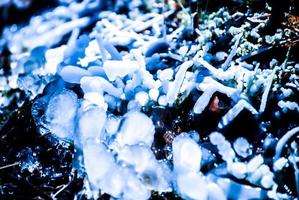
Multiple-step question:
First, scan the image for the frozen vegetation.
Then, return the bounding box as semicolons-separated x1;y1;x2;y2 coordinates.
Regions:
0;0;298;199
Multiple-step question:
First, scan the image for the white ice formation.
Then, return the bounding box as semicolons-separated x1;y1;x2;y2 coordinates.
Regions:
4;0;297;199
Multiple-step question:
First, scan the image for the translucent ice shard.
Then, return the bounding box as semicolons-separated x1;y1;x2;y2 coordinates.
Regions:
105;114;121;137
83;92;107;110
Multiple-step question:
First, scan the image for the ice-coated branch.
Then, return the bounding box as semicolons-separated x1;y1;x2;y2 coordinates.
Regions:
274;126;299;161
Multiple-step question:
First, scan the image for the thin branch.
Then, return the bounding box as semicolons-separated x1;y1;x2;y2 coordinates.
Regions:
0;162;19;170
52;182;70;199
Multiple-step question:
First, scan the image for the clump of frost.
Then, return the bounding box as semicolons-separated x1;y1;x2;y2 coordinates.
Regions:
209;132;235;164
118;144;171;192
78;105;107;141
172;135;208;200
233;137;252;158
116;111;155;147
172;135;202;173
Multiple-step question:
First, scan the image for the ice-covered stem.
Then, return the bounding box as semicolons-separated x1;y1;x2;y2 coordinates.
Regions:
278;101;299;112
221;33;242;70
218;99;258;129
145;40;170;57
209;132;236;164
52;181;71;199
194;55;220;78
131;49;146;70
95;31;107;62
24;16;94;49
193;77;237;114
176;0;192;27
260;48;291;113
80;76;123;98
288;153;299;197
259;67;277;113
133;10;174;33
207;173;278;199
167;61;193;106
193;87;216;114
103;41;122;60
64;27;80;59
273;126;299;161
95;26;122;61
103;60;140;82
76;0;102;17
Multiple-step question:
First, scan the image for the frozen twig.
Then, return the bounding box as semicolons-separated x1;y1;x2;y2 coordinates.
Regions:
52;182;71;199
167;61;193;106
0;162;20;170
24;16;95;49
218;99;258;129
289;153;299;197
259;67;277;113
221;33;242;70
194;56;222;79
